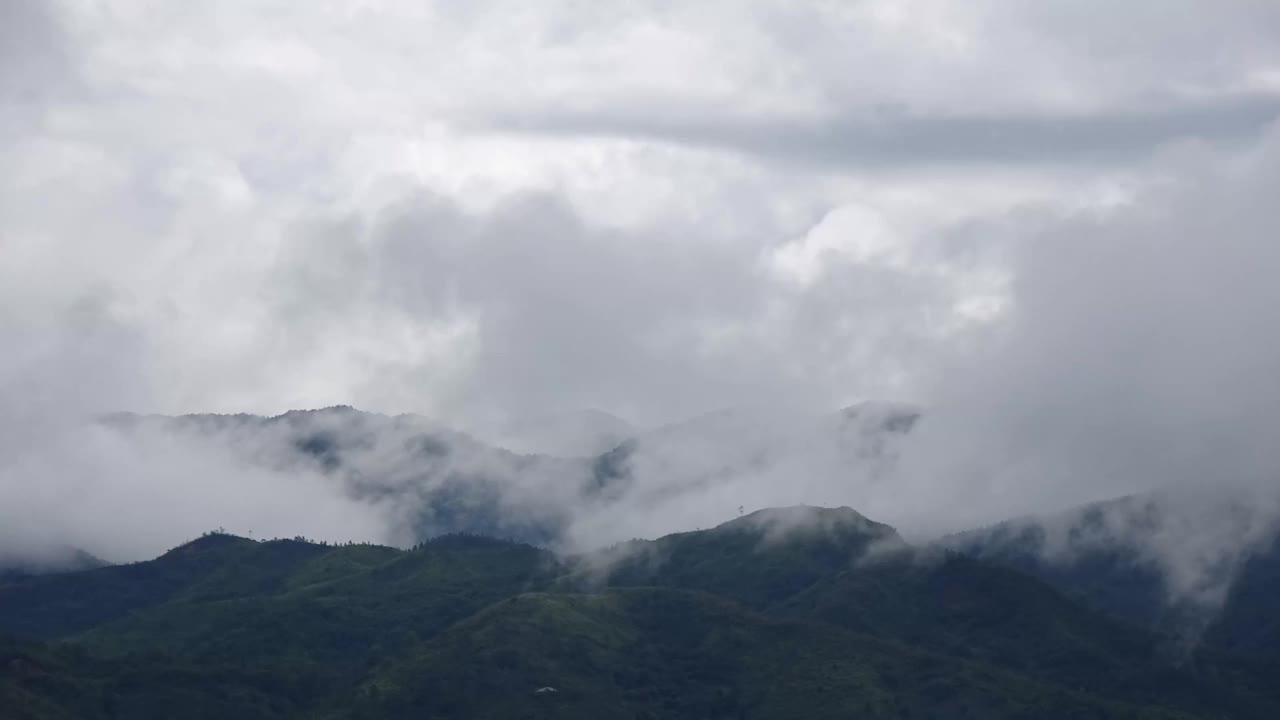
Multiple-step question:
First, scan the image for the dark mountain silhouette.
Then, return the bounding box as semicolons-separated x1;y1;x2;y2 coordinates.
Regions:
3;505;1278;718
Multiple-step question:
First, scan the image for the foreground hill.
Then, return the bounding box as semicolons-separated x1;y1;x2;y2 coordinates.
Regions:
355;588;1194;720
2;506;1277;718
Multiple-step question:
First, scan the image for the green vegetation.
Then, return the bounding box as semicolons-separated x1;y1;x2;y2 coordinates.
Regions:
2;511;1277;718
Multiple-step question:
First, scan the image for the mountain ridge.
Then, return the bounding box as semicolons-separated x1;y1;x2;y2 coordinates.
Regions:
3;503;1277;718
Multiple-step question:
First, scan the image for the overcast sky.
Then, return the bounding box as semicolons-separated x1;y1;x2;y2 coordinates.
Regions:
3;1;1280;557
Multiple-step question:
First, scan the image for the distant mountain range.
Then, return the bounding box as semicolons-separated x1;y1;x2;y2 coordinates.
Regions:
90;403;922;550
2;504;1278;718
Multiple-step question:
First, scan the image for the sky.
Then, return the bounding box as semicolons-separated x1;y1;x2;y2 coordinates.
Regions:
3;1;1280;571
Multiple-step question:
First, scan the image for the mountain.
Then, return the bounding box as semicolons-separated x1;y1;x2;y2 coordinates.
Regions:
1202;534;1280;682
572;402;922;540
91;403;924;552
941;489;1280;716
566;506;909;608
3;505;1276;718
355;589;1190;720
563;506;1211;707
942;490;1280;644
101;407;592;546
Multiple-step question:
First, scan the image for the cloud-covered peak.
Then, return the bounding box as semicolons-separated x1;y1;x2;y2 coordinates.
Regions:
719;504;903;545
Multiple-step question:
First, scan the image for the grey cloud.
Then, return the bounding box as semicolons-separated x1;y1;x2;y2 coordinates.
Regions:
0;415;394;563
474;409;636;458
0;0;83;149
0;293;150;464
488;92;1280;170
904;127;1280;527
264;189;953;428
0;0;73;105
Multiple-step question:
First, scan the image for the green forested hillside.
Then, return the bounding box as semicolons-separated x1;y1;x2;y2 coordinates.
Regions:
353;588;1198;720
1;508;1276;719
